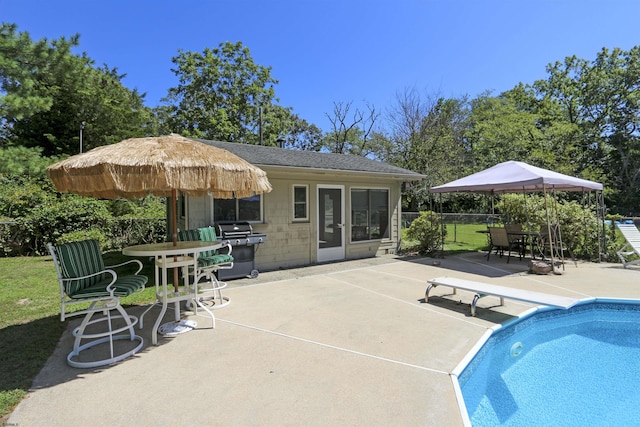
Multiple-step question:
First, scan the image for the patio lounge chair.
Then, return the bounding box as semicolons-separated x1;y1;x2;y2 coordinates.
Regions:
616;223;640;268
47;240;147;368
178;227;233;309
487;226;518;263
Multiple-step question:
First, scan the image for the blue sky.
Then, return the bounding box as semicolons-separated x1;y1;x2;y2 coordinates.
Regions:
2;0;639;132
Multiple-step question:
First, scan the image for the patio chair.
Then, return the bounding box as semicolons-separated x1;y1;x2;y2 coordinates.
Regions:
177;227;233;310
47;240;147;368
487;226;517;263
505;223;525;259
616;223;640;268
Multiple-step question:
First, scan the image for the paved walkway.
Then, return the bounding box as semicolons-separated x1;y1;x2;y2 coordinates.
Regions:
8;253;640;426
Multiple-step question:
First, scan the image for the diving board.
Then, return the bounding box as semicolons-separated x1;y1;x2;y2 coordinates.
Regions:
425;276;580;316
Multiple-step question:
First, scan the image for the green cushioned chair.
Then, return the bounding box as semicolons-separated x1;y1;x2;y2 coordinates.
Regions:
177;227;232;309
177;227;234;268
48;240;147;368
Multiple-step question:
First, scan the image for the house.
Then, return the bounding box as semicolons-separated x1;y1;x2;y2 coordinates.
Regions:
176;139;425;272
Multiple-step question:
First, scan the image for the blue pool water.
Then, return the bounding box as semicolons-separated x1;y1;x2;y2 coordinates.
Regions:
457;300;640;426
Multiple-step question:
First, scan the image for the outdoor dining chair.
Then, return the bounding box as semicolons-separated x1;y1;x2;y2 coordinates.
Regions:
177;227;233;310
487;226;518;263
47;239;147;368
505;223;525;259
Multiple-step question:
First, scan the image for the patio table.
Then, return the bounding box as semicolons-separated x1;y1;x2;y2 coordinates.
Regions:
506;231;542;259
123;241;223;345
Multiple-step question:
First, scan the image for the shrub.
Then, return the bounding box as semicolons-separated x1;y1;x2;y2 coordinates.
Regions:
495;193;547;229
14;195;112;255
57;229;109;249
104;217;167;249
0;178;167;255
496;193;608;261
0;154;168;255
405;210;446;256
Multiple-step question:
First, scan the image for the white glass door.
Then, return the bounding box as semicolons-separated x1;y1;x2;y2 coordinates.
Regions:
317;185;345;262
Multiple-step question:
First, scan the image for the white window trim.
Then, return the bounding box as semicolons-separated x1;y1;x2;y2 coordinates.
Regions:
292;184;309;222
349;187;391;243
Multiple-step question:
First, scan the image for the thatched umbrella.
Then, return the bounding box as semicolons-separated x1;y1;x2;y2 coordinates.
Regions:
48;134;272;290
47;133;271;200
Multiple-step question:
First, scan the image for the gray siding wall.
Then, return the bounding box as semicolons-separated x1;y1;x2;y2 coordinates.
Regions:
185;166;404;273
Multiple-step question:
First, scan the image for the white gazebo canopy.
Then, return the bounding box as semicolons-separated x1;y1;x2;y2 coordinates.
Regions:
430;161;603;194
429;160;605;267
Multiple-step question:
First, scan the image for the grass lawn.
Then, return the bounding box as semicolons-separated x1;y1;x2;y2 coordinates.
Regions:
401;222;489;254
0;252;157;420
443;223;489;253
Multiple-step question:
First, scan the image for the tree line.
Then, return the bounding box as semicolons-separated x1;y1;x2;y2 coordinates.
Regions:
1;23;639;216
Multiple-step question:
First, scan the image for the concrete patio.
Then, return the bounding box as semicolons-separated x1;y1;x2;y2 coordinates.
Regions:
8;252;640;426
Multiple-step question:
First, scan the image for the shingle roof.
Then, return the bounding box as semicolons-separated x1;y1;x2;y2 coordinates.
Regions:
198;139;425;180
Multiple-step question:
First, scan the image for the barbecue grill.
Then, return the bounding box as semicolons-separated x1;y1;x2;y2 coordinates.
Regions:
214;221;266;280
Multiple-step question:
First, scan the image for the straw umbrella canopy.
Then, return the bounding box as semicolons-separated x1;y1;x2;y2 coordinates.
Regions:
47;133;272;244
48;133;271;199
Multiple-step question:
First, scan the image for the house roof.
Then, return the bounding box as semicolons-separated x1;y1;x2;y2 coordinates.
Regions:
198;139;425;180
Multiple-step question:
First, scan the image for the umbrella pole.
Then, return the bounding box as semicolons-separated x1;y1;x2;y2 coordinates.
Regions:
171;189;178;245
172;189;180;293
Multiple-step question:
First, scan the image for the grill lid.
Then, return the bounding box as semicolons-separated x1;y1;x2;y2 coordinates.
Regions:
215;221;253;237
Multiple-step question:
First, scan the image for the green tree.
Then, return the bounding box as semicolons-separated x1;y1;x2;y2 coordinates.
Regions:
0;24;153;156
162;41;286;145
280;116;323;151
467;91;546;170
383;88;470;209
534;47;640;214
0;23;62;121
0;146;55;177
465;84;600;185
322;101;383;157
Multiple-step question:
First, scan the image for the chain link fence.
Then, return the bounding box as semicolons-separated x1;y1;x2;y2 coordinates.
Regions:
402;212;500;243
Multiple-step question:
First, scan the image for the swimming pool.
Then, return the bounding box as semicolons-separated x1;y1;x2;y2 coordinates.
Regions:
452;299;640;426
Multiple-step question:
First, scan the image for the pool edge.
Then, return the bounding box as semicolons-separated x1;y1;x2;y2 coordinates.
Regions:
447;297;628;425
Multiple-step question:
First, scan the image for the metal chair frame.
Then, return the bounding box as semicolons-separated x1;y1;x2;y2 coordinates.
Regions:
48;241;146;368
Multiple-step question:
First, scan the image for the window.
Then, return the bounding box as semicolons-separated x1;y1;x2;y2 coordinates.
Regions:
350;189;389;241
292;185;308;221
214;195;262;222
179;194;186;219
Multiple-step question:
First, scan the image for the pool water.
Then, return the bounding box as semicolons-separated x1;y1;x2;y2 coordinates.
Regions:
457;300;640;426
